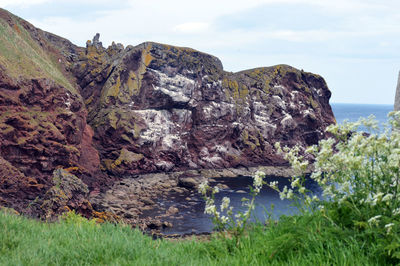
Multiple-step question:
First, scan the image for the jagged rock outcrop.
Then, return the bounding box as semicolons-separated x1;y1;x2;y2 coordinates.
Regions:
0;8;335;222
73;36;335;176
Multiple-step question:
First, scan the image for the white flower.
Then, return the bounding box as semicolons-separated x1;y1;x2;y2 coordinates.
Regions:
390;177;399;188
287;189;294;199
198;181;208;195
291;178;300;188
227;206;234;216
371;192;384;206
367;215;381;225
212;186;220;194
220;197;230;212
269;181;279;190
393;208;400;216
279;186;288;200
204;204;216;215
253;171;265;193
382;193;393;202
385;223;395;234
220;215;229;224
305;145;317;154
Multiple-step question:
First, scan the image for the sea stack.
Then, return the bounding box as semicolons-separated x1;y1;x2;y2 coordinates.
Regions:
395;71;400;111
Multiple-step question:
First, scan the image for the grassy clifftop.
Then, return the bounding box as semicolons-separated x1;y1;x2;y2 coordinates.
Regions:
0;209;388;265
0;9;77;94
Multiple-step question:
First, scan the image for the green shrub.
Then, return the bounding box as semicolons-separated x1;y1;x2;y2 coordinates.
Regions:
275;112;400;262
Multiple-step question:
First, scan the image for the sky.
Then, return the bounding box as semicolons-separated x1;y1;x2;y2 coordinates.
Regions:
0;0;399;104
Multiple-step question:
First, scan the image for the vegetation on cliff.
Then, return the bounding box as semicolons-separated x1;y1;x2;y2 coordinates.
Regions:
0;10;77;94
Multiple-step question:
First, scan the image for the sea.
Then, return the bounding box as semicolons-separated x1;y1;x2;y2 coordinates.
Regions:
332;103;394;129
160;103;395;235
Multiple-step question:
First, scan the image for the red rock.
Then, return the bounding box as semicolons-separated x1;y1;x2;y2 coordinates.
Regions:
79;124;100;174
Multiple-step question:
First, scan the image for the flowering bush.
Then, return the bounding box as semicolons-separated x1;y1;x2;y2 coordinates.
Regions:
198;171;265;244
200;112;400;259
275;112;400;259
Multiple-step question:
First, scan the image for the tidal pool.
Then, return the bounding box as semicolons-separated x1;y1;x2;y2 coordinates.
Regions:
142;175;322;235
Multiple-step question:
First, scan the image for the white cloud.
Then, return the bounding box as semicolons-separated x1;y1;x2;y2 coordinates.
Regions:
173;22;210;34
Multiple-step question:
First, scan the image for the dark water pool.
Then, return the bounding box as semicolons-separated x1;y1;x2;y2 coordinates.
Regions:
143;175;322;235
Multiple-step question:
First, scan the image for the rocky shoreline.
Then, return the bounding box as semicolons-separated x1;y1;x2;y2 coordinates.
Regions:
90;165;301;233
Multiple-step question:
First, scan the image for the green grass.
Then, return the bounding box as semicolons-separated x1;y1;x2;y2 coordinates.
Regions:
0;16;77;94
0;209;392;265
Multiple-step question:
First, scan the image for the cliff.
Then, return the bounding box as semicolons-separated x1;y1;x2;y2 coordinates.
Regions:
0;8;335;221
74;38;335;176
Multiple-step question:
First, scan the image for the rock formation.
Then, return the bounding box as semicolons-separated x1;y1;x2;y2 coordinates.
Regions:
74;38;335;176
0;8;335;223
394;71;400;111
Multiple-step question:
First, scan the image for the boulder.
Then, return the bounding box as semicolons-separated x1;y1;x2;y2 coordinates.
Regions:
39;169;93;219
178;177;198;189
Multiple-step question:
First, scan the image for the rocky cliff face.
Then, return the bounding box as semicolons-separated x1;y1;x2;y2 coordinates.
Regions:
0;9;103;215
73;38;335;176
0;8;335;220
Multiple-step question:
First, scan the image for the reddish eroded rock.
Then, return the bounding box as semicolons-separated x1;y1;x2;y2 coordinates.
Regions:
79;124;100;174
0;76;103;216
0;156;43;211
0;9;101;217
73;37;335;177
0;77;86;190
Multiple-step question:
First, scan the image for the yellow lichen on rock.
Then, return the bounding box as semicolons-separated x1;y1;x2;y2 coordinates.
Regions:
111;148;144;169
102;159;114;171
133;123;141;139
239;84;249;99
142;43;153;67
126;71;140;96
103;76;121;103
229;80;239;99
106;110;119;130
308;95;319;109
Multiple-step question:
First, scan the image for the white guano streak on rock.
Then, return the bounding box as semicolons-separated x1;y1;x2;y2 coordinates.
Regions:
63;92;72;110
202;101;235;120
253;101;277;137
281;113;295;129
150;69;195;103
133;109;187;150
199;147;223;164
272;95;286;110
301;109;315;118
